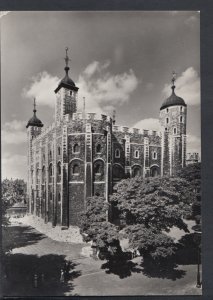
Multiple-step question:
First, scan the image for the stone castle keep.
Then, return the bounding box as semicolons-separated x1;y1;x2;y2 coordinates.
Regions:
26;49;187;227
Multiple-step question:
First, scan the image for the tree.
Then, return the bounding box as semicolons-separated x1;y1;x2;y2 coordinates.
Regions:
78;196;119;257
109;176;195;261
177;163;201;224
2;178;27;226
79;176;195;262
111;176;193;231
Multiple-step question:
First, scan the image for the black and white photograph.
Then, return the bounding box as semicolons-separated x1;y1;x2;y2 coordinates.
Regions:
1;10;202;297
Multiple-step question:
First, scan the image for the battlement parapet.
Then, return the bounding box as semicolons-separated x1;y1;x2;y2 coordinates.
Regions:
112;125;161;137
72;112;111;122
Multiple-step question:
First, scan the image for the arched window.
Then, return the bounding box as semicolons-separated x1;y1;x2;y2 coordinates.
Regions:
57;162;61;182
73;164;80;175
180;106;183;112
36;168;39;184
115;149;120;158
96;144;102;153
165;127;168;132
49;150;52;160
166;108;169;113
58;147;61;155
58;192;61;202
180;116;183;123
42;166;45;183
43;154;45;161
150;166;159;177
49;164;53;183
94;163;101;174
73;143;80;153
152;152;157;160
166;117;169;124
58;162;61;175
173;127;177;134
132;167;141;177
135;150;139;158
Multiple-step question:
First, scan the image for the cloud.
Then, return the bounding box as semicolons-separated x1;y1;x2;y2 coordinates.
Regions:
2;120;26;145
162;67;200;106
133;118;161;132
77;60;139;114
83;60;110;77
23;61;138;115
2;153;27;180
23;71;60;107
187;134;201;154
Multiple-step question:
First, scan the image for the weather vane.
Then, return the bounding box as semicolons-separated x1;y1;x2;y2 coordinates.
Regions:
64;47;71;67
171;71;177;86
33;98;36;113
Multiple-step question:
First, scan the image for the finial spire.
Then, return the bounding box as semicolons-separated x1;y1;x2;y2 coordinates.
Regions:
171;71;176;93
33;98;36;114
112;109;116;125
64;47;71;75
83;97;86;118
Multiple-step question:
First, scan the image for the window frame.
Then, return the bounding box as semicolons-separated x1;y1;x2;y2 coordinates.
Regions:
134;150;139;158
96;143;102;154
115;148;120;158
152;151;157;160
72;163;80;175
73;143;80;154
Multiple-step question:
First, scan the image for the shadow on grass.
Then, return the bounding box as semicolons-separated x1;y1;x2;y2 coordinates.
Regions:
2;225;45;253
2;253;81;297
101;252;142;279
140;258;186;281
175;233;200;265
101;250;187;281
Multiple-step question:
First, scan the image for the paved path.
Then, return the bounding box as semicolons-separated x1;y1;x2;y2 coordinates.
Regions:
3;222;202;297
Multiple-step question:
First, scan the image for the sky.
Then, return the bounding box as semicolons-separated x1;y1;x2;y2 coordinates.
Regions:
1;11;200;180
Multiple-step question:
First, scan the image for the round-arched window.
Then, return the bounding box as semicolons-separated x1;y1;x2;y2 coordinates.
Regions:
94;163;101;174
58;162;61;175
49;164;53;183
73;164;80;175
115;149;120;158
42;166;45;183
135;150;139;158
58;147;61;155
132;167;141;177
96;144;102;153
57;162;61;182
73;143;80;153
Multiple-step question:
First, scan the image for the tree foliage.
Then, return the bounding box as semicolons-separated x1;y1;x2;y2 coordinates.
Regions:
79;175;196;261
78;196;119;250
2;178;27;225
177;163;201;224
110;176;194;232
108;176;195;261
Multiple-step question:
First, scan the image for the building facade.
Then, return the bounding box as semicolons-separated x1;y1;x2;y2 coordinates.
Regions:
26;50;187;227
